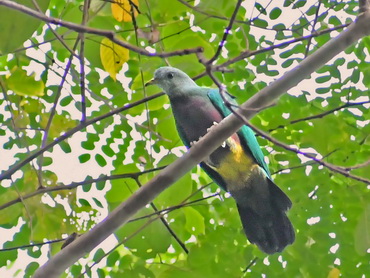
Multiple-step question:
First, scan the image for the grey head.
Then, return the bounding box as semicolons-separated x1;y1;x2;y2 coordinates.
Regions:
146;67;199;97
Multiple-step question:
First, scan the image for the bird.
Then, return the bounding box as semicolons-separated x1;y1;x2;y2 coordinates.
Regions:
146;66;295;254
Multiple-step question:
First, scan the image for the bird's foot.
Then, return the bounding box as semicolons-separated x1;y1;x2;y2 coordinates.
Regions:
206;121;219;132
224;137;237;150
190;136;203;146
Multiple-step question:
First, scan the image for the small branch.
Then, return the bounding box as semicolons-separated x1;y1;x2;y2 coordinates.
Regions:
272;149;338;175
243;257;258;273
240;116;370;184
220;23;350;68
0;193;217;255
78;0;91;123
268;100;370;132
38;41;80;188
135;178;189;254
193;24;350;81
0;0;203;58
207;0;243;65
344;159;370;171
304;0;322;57
0;238;65;252
0;167;166;211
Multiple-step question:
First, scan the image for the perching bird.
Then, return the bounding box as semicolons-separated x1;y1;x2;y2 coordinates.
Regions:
146;67;295;254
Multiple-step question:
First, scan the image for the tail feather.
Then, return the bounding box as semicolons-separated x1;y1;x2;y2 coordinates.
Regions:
235;179;295;254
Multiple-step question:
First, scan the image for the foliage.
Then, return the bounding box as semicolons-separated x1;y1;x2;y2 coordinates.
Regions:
0;0;369;277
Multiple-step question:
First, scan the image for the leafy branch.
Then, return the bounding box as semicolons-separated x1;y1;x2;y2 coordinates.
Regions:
0;92;165;181
0;0;204;57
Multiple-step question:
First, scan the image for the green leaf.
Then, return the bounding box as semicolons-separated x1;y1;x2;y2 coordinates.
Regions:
107;251;120;267
0;0;50;53
184;207;205;235
24;262;39;278
59;141;72;153
316;75;331;83
253;18;268;28
79;198;90;207
154;154;192;209
79;153;91;163
269;7;282;20
7;68;45;96
93;197;104;209
42;157;53;167
95;154;107;167
93;248;106;262
106;164;139;203
354;204;370;256
114;207;172;259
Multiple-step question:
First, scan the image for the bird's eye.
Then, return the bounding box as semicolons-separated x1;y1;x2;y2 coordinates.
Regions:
167;73;174;79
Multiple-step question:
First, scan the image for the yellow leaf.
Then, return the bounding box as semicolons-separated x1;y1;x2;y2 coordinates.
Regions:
327;268;340;278
100;38;129;80
111;0;139;22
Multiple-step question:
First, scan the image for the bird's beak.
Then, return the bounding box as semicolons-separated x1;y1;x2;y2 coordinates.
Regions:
145;78;156;87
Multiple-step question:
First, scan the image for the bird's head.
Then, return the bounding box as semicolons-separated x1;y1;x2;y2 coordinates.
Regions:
145;67;198;97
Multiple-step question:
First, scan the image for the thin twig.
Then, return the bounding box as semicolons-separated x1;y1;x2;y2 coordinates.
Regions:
304;0;322;57
268;100;370;132
207;0;243;65
193;24;350;81
0;166;166;211
0;239;65;252
78;0;91;122
135;178;189;254
37;40;80;188
243;257;258;273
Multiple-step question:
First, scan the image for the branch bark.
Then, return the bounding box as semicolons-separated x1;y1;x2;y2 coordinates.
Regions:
33;11;370;278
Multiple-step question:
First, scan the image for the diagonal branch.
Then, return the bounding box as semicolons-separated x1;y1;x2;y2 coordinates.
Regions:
33;10;370;278
268;100;370;132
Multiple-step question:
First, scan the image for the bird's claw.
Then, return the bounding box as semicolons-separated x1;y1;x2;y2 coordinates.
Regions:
207;121;219;132
190;136;203;146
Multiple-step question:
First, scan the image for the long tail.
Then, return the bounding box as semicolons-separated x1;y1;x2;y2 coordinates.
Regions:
236;179;295;254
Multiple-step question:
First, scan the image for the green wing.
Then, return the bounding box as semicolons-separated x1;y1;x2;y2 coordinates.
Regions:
207;89;271;178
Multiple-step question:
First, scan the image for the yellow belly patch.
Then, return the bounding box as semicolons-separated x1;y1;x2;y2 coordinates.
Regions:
215;141;257;189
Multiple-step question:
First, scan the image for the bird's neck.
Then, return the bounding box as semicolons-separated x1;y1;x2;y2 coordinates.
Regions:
168;85;205;100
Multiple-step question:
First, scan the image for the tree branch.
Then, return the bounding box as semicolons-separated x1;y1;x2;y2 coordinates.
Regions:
33;10;370;278
0;0;203;57
0;167;166;211
268;100;370;132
